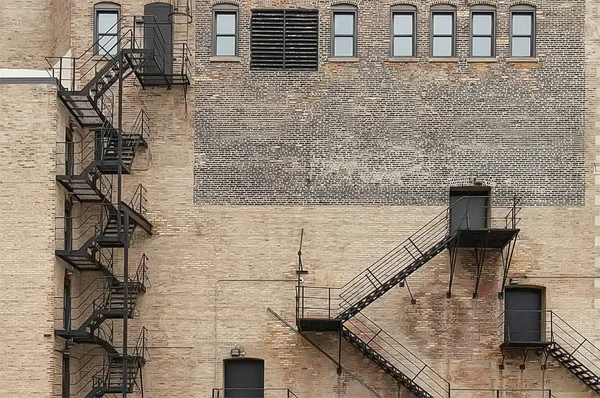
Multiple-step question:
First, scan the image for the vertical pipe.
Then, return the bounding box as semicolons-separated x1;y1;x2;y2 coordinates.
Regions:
118;49;128;398
337;324;342;375
328;288;331;319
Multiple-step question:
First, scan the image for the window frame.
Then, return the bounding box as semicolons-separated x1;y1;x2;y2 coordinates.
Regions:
391;5;417;58
331;4;358;58
94;2;121;57
470;5;495;58
509;5;536;58
213;3;239;57
430;4;456;58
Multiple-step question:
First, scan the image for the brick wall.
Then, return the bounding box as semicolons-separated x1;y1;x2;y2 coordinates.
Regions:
194;0;585;206
0;83;58;396
0;1;53;69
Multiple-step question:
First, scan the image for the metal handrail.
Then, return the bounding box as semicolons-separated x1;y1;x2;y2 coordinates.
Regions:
339;195;521;313
346;313;450;398
129;184;148;216
450;389;552;397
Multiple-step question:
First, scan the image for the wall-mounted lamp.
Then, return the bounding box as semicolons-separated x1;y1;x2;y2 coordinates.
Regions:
230;344;245;357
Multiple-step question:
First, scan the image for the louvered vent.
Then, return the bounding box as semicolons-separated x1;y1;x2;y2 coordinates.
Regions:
251;9;318;70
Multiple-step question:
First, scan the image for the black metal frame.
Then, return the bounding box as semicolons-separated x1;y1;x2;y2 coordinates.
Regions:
47;14;178;398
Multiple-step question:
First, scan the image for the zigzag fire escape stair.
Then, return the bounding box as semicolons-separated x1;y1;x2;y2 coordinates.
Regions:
297;197;522;397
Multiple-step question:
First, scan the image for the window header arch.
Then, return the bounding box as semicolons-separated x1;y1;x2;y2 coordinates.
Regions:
392;4;416;11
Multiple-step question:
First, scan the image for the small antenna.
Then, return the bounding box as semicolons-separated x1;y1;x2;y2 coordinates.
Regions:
296;228;308;275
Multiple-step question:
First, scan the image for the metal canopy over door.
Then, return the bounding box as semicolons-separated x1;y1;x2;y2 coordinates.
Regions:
144;2;173;82
504;287;543;343
224;358;265;397
450;188;489;233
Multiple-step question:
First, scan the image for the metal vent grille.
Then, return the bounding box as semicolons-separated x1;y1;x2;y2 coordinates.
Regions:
251;9;318;70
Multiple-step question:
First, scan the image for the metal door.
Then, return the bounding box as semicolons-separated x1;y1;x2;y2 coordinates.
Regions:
65;127;74;176
450;193;488;233
504;288;543;343
64;202;72;251
224;358;265;398
63;275;71;331
144;3;173;77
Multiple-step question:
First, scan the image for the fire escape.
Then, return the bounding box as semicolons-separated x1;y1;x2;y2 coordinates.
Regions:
49;5;191;396
296;196;522;397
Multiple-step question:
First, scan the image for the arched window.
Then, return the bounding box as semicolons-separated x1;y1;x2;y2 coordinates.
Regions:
331;4;358;57
94;2;121;56
430;4;456;57
510;4;536;57
471;5;495;57
213;4;239;56
391;5;417;57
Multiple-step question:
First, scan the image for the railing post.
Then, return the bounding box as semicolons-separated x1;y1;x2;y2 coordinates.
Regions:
496;390;500;398
72;58;76;91
512;195;517;228
301;286;305;318
550;311;554;342
328;288;331;319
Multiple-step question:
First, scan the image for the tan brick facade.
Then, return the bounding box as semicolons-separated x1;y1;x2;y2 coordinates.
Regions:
1;0;600;397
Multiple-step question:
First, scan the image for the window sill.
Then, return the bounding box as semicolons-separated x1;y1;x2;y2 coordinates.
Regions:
428;57;459;63
210;56;242;63
507;57;539;63
387;57;419;63
328;57;359;63
467;57;498;63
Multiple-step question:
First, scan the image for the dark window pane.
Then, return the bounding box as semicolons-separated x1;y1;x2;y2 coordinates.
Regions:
512;14;532;35
433;36;452;57
472;37;492;57
393;14;413;35
512;37;531;56
473;13;492;35
433;14;452;35
217;13;236;35
334;13;354;35
334;36;354;56
393;37;413;57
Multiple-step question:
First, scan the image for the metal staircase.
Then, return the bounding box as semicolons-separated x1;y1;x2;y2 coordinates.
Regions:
343;313;450;398
56;256;148;339
296;196;521;397
500;311;600;394
85;328;149;398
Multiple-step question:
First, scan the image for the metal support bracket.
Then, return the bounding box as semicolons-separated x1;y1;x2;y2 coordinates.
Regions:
404;279;416;305
498;234;518;299
472;231;490;299
447;235;459;298
520;349;528;370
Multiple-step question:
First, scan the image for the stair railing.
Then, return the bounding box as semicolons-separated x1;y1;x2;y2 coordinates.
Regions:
54;276;116;331
499;310;600;377
134;253;151;291
450;389;552;397
339;195;521;317
345;313;450;398
548;311;600;376
295;285;342;322
45;16;134;90
130;108;151;143
129;184;148;216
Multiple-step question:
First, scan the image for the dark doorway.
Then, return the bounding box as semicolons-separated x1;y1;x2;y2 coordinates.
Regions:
224;358;265;398
144;2;173;78
449;187;490;233
65;127;74;176
64;201;72;251
62;351;70;397
504;287;544;343
63;274;71;331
